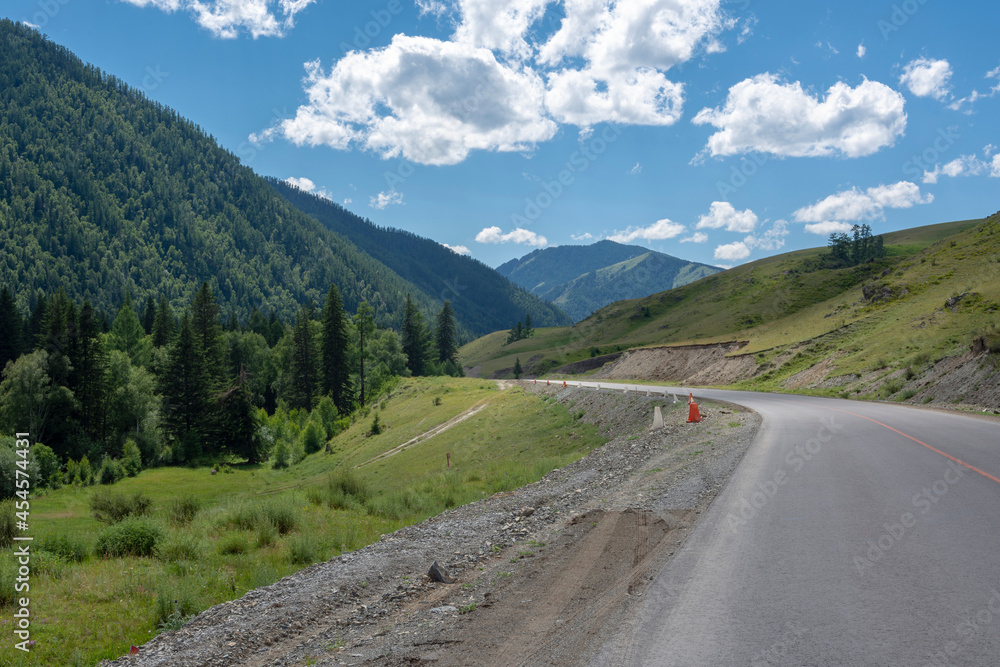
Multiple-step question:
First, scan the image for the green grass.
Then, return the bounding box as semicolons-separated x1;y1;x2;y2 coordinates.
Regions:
0;377;604;666
461;215;1000;387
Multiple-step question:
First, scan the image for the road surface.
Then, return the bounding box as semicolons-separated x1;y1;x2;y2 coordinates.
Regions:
550;381;1000;666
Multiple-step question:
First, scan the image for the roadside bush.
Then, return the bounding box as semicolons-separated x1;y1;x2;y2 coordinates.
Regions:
287;534;319;564
90;488;153;524
41;532;90;562
154;580;201;629
167;495;201;526
0;499;15;547
217;532;251;555
326;470;371;510
99;458;127;485
255;519;278;548
122;439;143;477
156;533;202;562
272;441;289;469
301;420;325;455
220;496;298;535
95;518;162;558
30;443;60;489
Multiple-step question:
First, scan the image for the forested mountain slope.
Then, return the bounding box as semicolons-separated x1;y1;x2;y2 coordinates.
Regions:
270;179;571;337
0;20;435;327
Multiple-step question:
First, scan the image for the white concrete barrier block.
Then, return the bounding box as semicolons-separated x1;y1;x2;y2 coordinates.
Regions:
652;406;664;429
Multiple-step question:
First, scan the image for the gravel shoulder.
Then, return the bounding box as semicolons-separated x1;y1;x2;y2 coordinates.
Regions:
103;383;760;667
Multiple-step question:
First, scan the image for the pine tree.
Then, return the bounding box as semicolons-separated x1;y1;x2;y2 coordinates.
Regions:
321;283;352;415
190;283;226;385
215;366;263;463
290;304;318;412
27;293;47;351
141;295;156;335
435;300;458;364
75;301;106;441
151;295;174;347
108;293;148;366
524;313;533;338
159;312;210;456
513;357;523;379
354;302;375;407
401;294;429;376
0;286;22;369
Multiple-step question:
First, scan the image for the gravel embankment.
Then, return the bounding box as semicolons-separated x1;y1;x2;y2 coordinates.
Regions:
102;383;760;667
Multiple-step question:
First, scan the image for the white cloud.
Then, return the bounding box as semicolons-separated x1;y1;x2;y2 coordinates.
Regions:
442;243;471;255
370;191;404;209
714;241;749;261
121;0;316;38
607;218;686;243
571;232;594;241
899;58;953;100
793;182;932;230
475;226;548;246
545;67;684;127
450;0;551;59
538;0;730;77
680;232;709;243
693;74;906;159
922;154;987;184
627;162;642;176
284;176;316;191
991;154;1000;178
276;35;557;166
343;197;353;204
988;66;1000;95
804;221;853;236
695;201;758;232
857;42;866;59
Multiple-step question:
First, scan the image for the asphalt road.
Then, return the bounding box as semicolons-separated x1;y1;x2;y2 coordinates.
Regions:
554;381;1000;666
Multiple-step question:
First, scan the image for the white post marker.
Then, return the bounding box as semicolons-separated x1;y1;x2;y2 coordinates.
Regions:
652;406;664;429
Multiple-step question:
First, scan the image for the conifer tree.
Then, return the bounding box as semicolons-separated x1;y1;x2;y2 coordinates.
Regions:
141;295;156;335
435;300;458;364
524;313;533;337
159;312;209;456
191;283;226;385
354;302;375;407
0;286;22;369
75;301;106;440
108;293;148;366
513;357;523;380
290;303;318;412
151;295;174;347
215;366;263;463
401;294;429;376
321;283;352;415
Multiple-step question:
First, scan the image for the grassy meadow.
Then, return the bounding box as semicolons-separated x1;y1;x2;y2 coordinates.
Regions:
0;377;605;666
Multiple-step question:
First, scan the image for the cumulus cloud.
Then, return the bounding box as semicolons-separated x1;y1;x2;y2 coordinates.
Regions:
370;191;404;209
607;218;686;243
545;67;684;127
275;35;557;166
695;201;758;232
680;232;709;243
442;243;471;255
121;0;316;38
475;226;548;246
538;0;730;77
450;0;551;59
793;181;932;234
857;42;866;59
693;73;906;159
712;219;787;260
804;221;853;235
992;154;1000;178
571;232;594;241
284;176;315;191
899;57;953;100
714;241;749;261
922;155;988;184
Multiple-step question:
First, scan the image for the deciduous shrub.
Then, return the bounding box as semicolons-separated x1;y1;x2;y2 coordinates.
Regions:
90;489;153;524
95;518;162;558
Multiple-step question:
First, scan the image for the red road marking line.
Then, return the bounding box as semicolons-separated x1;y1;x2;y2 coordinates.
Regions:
806;403;1000;485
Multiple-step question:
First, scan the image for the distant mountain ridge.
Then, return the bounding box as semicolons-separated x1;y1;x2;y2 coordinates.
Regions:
497;240;721;321
269;179;572;337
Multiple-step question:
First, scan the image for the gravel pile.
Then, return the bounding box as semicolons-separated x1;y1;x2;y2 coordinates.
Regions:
102;383;759;667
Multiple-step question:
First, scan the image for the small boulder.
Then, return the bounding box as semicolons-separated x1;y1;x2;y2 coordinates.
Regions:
428;561;455;584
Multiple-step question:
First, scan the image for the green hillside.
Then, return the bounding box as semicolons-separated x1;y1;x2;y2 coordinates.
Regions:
270;179;572;338
0;20;436;327
461;216;996;380
496;240;721;321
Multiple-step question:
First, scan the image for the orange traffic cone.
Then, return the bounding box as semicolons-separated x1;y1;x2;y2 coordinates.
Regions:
687;401;702;423
562;381;567;388
546;380;550;386
533;379;536;384
688;392;694;404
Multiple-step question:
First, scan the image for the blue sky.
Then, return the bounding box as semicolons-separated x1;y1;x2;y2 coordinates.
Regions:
8;0;1000;268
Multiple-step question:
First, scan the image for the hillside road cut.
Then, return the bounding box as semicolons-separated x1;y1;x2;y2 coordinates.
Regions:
556;381;1000;666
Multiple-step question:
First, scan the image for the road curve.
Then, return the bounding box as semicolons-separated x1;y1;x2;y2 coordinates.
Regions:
548;381;1000;666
